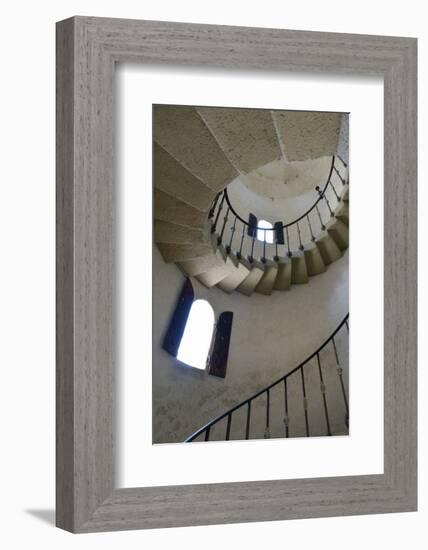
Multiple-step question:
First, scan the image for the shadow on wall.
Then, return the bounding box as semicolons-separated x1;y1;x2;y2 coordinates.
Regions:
25;509;55;526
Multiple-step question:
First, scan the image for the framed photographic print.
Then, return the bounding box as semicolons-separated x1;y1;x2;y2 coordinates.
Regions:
56;17;417;532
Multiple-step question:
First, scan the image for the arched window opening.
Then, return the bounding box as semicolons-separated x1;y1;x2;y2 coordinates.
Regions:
177;299;215;370
257;219;274;243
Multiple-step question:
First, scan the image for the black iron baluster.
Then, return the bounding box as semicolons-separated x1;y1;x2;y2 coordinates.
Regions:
286;226;292;257
297;221;304;251
204;426;211;441
262;229;267;263
245;401;252;439
317;353;331;436
237;221;245;259
264;389;270;438
329;180;340;202
283;378;289;438
337;154;348;169
307;214;315;242
333;165;346;185
212;192;225;234
300;368;310;437
315;203;326;232
218;205;230;245
227;215;237;254
225;413;232;441
332;336;349;427
316;185;333;218
208;192;221;219
249;234;256;262
275;240;279;262
184;315;349;444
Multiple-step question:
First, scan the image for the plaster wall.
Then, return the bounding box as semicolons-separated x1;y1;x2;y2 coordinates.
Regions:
227;157;332;224
219;187;339;259
223;157;344;258
152;245;348;443
228;178;320;226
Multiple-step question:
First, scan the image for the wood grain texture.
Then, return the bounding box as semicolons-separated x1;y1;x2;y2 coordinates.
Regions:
56;16;417;532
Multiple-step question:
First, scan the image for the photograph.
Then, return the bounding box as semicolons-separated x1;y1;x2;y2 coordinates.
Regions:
152;105;349;444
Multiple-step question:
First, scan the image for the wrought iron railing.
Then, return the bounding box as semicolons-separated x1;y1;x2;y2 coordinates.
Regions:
185;315;349;442
209;155;348;263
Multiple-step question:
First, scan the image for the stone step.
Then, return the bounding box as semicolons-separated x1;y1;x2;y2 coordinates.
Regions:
273;258;292;290
271;110;342;161
291;253;309;284
153;105;237;192
197;107;281;173
177;250;227;277
154;142;215;211
196;244;238;288
327;218;349;251
304;245;327;276
154;189;206;229
316;234;342;265
154;219;208;245
196;264;235;287
236;259;265;296
157;241;213;263
216;253;251;293
255;261;278;295
335;201;349;226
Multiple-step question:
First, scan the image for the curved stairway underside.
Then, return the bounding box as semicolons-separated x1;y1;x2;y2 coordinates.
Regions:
153;105;349;296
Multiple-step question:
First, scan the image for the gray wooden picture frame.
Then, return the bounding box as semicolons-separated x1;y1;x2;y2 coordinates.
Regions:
56;16;417;533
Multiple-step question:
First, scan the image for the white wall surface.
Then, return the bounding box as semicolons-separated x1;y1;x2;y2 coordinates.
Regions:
0;1;425;549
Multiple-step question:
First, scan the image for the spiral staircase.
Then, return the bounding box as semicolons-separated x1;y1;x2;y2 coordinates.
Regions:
154;105;349;296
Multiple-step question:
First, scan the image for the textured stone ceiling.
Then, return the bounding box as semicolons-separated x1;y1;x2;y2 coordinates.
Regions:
239;156;333;200
154;104;346;201
271;110;342;162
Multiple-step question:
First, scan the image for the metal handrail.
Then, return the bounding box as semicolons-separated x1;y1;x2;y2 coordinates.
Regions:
185;314;349;442
223;154;336;231
209;153;348;261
